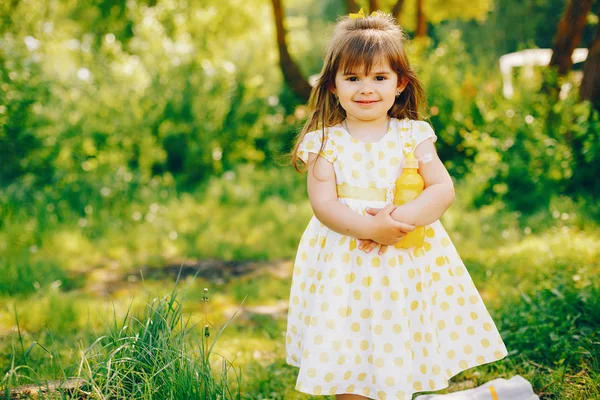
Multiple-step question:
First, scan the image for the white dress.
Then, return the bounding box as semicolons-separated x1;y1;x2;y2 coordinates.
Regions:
285;118;508;400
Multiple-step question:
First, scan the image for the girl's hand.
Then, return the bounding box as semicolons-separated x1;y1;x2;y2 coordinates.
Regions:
359;206;416;254
365;203;416;246
358;239;388;255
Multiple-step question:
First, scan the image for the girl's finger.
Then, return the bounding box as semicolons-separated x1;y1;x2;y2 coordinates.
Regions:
366;241;378;253
378;244;388;255
365;207;382;216
362;241;370;252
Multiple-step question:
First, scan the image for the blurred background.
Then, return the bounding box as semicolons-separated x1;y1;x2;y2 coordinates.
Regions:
1;0;599;398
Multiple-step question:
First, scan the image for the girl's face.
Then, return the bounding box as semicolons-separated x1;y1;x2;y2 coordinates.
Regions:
333;58;407;123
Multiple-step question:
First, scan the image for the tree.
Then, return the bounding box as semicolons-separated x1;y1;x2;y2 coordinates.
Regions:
270;0;312;102
369;0;379;12
389;0;492;36
415;0;427;37
392;0;406;22
345;0;360;13
549;0;594;75
580;1;600;108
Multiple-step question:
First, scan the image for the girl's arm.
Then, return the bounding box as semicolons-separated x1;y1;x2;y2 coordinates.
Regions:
390;138;455;225
305;152;415;245
358;138;454;254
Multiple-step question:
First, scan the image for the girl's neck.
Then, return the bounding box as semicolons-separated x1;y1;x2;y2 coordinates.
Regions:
343;115;391;142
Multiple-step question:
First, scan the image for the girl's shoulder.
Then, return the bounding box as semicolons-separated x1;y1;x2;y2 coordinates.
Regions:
305;125;342;138
392;118;437;149
302;125;348;145
392;118;435;134
297;126;342;164
393;117;432;128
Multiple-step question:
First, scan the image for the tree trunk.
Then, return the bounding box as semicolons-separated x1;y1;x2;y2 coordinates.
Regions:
369;0;378;13
549;0;594;75
270;0;312;102
415;0;427;37
345;0;360;13
580;2;600;108
391;0;405;22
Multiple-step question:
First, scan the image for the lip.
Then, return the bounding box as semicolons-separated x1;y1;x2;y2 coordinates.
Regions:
354;100;380;106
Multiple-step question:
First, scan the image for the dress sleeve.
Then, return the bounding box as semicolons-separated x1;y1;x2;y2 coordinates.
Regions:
296;130;337;164
413;120;438;149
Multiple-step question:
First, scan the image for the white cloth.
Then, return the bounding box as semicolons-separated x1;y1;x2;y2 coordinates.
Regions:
415;375;539;400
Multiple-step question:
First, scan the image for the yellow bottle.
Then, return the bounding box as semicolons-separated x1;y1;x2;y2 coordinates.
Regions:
393;151;425;249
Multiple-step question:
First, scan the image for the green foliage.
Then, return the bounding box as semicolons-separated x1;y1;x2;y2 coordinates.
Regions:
471;81;600;214
0;255;80;297
1;2;600;398
242;359;307;399
229;273;291;306
411;30;600;214
0;163;312;298
162;165;312;261
2;0;598;223
377;0;493;28
437;0;567;60
79;291;239;398
2;285;243;399
0;0;291;209
500;281;600;371
412;30;484;180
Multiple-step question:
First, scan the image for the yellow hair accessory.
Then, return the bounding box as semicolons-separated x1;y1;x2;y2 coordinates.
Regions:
349;8;377;19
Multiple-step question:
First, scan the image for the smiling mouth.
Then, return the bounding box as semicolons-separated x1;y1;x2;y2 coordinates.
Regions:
355;100;379;104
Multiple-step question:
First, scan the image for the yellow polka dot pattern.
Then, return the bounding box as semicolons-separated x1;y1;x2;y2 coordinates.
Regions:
287;119;508;399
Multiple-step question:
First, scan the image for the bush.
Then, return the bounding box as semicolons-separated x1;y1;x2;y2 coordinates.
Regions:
2;284;244;399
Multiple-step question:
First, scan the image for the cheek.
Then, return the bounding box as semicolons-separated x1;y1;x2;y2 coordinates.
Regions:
336;81;352;94
334;77;347;90
338;90;356;103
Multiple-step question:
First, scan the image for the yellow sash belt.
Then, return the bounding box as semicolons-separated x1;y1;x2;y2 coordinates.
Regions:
336;183;388;202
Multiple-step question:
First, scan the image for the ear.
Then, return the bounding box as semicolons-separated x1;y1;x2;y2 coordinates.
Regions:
397;76;409;92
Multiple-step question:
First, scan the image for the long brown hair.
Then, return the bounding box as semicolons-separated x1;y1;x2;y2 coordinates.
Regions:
291;12;428;171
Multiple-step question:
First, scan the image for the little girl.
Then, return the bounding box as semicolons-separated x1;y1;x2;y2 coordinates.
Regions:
285;11;508;400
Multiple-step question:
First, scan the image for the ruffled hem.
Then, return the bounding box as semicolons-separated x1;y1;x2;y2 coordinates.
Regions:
286;348;509;400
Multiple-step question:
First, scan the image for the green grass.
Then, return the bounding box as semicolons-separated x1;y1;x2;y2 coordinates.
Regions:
0;165;310;292
2;278;244;399
1;167;599;398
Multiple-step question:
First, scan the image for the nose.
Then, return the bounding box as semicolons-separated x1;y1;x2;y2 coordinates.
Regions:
359;82;374;95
